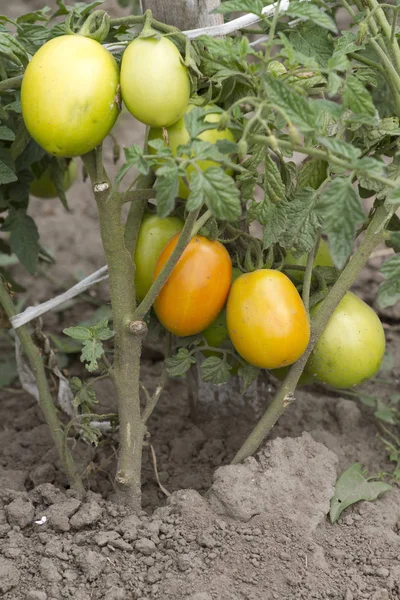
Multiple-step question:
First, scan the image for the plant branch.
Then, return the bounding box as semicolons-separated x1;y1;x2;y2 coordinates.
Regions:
132;208;200;321
232;203;393;464
142;334;171;423
0;278;84;492
124;172;156;258
365;0;400;74
302;232;321;311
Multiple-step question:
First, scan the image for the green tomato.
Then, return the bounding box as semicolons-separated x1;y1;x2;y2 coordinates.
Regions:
285;239;334;282
120;36;190;128
30;160;77;199
21;35;119;157
148;103;235;199
305;292;386;389
134;213;183;301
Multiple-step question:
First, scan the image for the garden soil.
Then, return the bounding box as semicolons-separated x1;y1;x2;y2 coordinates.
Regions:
1;1;400;598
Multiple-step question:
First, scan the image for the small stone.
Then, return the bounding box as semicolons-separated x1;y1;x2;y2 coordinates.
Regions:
94;531;120;547
146;567;161;584
5;497;35;529
135;538;156;555
35;484;67;505
107;587;126;600
75;550;106;581
110;538;133;551
63;569;78;582
40;558;62;583
118;514;140;541
46;499;81;532
70;501;102;530
26;592;47;600
177;554;191;572
0;557;20;593
196;531;215;548
376;567;390;577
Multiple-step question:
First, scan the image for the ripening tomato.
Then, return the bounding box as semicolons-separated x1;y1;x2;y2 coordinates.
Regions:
21;35;119;157
30;160;77;199
227;270;310;369
285;239;334;282
148;104;235;199
153;235;232;336
120;36;190;127
305;292;386;389
134;213;183;301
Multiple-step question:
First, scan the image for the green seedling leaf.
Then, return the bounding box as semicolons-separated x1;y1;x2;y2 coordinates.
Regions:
187;168;241;221
200;356;231;385
165;348;196;378
63;325;92;341
330;463;392;523
81;339;105;372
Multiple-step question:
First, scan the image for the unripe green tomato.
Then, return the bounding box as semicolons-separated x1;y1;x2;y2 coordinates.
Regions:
134;213;184;301
304;292;386;389
285;239;334;282
21;35;119;157
120;36;190;128
148;103;235;199
30;160;77;199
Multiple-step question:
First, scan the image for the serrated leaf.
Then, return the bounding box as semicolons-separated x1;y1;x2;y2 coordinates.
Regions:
165;348;196;378
298;159;328;190
286;1;337;33
2;210;40;274
374;405;397;425
280;188;322;254
248;197;288;248
187;168;241;221
63;325;92;341
0;148;17;185
155;167;179;218
184;106;222;140
289;22;334;69
0;126;15;141
200;356;231;385
387;186;400;205
263;154;285;203
264;74;317;133
124;144;149;176
317;178;365;269
0;31;29;66
330;463;392;523
334;31;360;56
213;0;264;16
81;339;104;372
238;364;260;392
343;75;376;117
92;318;115;341
378;254;400;308
317;137;361;162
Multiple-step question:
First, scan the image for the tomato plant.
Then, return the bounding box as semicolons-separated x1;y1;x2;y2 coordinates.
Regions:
227;270;310;369
134;213;183;301
120;35;190;127
305;292;386;389
153;235;232;336
148;103;235;198
285;239;335;282
21;35;120;157
30;160;77;199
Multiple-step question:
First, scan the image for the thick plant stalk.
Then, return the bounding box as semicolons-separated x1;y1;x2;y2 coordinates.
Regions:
232;204;393;464
0;279;84;492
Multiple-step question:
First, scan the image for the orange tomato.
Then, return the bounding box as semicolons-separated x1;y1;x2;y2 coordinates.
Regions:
153;235;232;336
227;269;310;369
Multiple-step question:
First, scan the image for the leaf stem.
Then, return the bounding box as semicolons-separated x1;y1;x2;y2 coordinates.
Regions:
0;279;84;492
365;0;400;75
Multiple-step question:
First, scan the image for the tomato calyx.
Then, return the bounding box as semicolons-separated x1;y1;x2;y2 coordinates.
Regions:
66;10;111;43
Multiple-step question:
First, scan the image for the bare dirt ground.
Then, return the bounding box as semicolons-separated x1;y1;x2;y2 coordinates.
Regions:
1;1;400;599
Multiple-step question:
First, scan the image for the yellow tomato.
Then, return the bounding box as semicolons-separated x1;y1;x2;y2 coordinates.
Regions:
21;35;119;157
148;104;235;199
120;36;190;127
227;270;310;369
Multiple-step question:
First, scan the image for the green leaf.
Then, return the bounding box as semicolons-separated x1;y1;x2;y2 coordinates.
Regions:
343;75;376;117
165;348;196;378
387;231;400;252
334;31;360;56
374;405;397;425
317;178;365;269
330;463;392;524
317;137;361;162
155;167;179;218
387;185;400;205
263;153;285;203
289;23;334;68
379;352;394;373
378;254;400;308
200;356;231;385
125;144;149;175
280;188;322;254
0;31;29;66
264;74;317;133
91;318;115;341
238;364;260;392
357;394;377;408
188;168;241;221
2;210;40;274
298;159;328;190
0;148;17;185
286;1;337;33
184;106;223;140
49;333;83;354
0;126;15;142
63;325;92;341
213;0;264;16
248;197;288;248
81;339;105;372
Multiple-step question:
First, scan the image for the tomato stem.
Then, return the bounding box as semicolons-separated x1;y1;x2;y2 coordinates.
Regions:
0;279;84;493
302;232;321;312
232;203;393;464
